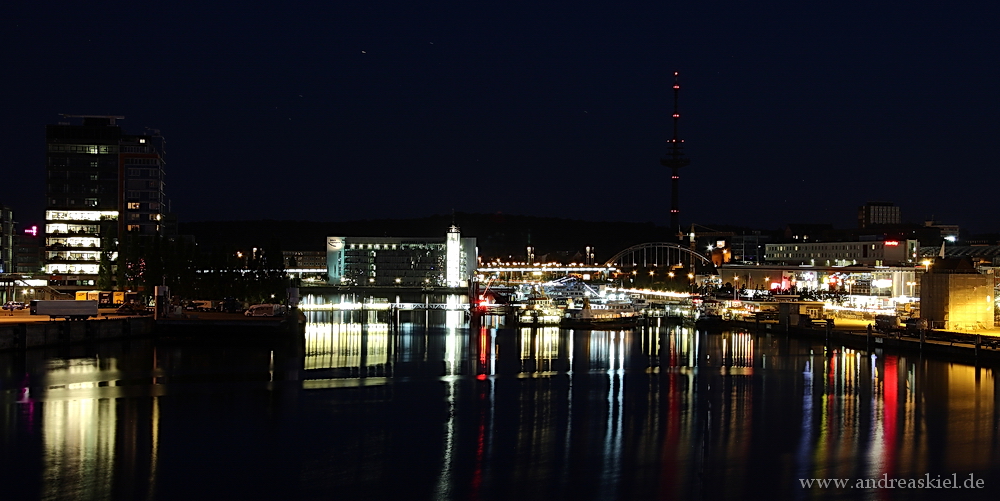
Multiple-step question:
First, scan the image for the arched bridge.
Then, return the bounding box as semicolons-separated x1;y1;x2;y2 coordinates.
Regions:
604;242;713;270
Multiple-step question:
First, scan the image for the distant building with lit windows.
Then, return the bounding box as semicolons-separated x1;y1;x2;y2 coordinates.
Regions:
765;239;918;266
858;201;900;228
44;115;168;289
15;225;43;274
0;204;14;274
326;226;477;287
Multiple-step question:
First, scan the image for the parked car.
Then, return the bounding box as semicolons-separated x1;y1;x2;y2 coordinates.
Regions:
116;302;152;315
244;304;287;317
3;301;26;310
217;297;243;313
184;300;216;312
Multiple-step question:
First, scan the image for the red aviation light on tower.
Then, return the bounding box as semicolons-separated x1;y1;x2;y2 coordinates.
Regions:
661;70;689;233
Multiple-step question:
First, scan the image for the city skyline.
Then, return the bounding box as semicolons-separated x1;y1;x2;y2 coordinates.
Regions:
2;1;998;232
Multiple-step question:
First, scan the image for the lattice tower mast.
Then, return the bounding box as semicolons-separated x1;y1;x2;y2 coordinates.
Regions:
660;71;690;236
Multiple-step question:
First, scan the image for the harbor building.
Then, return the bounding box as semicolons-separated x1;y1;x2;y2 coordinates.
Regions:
44;115;168;289
765;239;918;266
920;257;994;331
326;226;477;287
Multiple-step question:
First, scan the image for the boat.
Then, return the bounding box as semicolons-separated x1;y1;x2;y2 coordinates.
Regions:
694;298;725;329
515;288;564;325
561;297;640;329
694;312;724;329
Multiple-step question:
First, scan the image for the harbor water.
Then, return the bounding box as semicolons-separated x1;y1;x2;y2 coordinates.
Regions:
2;293;1000;500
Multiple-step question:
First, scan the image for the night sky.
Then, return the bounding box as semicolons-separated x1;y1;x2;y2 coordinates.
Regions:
3;1;998;233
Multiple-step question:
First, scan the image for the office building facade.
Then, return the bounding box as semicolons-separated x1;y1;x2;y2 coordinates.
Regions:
765;239;918;267
44;115;167;288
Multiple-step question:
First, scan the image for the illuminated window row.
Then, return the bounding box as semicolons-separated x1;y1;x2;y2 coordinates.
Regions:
46;210;118;221
48;237;100;248
47;144;118;154
45;263;100;274
46;251;100;261
46;223;100;235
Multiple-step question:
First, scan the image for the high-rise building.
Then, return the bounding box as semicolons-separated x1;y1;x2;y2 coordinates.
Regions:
44;115;168;289
15;225;43;274
858;201;900;228
0;204;14;274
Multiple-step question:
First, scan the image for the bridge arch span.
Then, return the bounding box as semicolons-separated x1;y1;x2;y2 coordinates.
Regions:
604;242;713;269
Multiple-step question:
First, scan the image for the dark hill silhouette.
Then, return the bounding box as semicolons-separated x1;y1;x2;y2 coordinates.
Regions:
178;213;695;263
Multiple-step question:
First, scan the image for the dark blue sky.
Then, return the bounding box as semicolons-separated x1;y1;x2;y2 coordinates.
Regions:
2;1;998;232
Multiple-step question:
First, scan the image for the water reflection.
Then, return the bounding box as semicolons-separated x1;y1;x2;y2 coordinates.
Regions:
2;300;1000;499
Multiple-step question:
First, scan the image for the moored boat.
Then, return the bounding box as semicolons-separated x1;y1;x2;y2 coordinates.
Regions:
561;297;640;329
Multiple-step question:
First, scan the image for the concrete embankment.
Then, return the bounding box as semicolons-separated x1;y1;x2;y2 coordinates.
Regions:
0;312;305;351
0;317;155;351
733;320;1000;362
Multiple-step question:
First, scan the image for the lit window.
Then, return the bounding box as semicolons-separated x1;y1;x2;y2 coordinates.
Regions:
127;202;140;209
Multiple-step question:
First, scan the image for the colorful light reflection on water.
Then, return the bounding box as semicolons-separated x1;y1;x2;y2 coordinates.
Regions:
1;296;999;500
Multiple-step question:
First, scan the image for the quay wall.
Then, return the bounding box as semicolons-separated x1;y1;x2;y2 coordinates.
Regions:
727;319;1000;362
0;317;155;351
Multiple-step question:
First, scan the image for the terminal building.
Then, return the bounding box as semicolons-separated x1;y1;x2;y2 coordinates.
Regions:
326;226;477;287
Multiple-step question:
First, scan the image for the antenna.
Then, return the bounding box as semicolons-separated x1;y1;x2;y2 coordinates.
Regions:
660;71;690;236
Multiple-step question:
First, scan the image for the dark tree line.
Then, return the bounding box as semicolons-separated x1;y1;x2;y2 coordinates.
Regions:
101;234;289;305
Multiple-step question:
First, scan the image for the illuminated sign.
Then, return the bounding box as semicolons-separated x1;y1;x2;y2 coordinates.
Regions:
24;225;37;236
326;237;344;251
884;241;899;246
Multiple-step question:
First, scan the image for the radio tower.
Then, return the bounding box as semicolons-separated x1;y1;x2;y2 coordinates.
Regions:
660;71;689;235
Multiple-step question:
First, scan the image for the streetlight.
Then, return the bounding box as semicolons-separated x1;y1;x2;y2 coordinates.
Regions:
906;281;916;297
